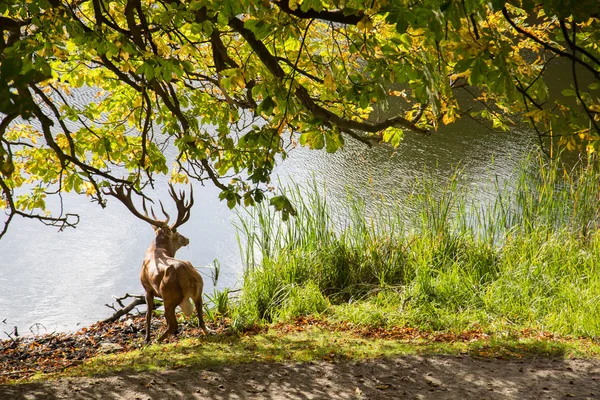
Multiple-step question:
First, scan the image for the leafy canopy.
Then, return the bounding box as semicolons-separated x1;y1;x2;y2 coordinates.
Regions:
0;0;599;236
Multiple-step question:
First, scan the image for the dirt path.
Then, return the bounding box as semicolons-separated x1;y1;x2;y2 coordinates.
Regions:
2;355;599;399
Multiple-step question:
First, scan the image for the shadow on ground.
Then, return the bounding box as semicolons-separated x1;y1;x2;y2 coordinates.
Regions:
2;354;599;400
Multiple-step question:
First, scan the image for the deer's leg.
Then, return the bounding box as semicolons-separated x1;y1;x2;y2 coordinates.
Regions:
158;300;179;343
158;267;184;342
193;297;209;335
144;293;154;343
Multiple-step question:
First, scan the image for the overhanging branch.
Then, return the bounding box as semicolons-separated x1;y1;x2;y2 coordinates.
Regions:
502;8;600;80
0;176;80;240
228;16;430;138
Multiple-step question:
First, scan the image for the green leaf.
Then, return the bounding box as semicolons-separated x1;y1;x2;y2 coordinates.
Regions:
299;130;325;150
243;192;254;206
244;20;271;40
144;64;155;81
383;127;404;147
1;57;23;80
162;63;172;81
103;137;112;155
257;96;275;116
270;195;297;221
387;9;409;33
202;21;214;36
489;0;506;10
469;57;486;86
359;94;370;109
300;0;322;12
217;12;229;26
325;130;344;153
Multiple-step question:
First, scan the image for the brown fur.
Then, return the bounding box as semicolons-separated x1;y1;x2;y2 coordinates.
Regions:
141;227;209;343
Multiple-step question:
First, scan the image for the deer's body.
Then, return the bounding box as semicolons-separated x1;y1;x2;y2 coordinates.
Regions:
141;230;207;342
107;184;209;343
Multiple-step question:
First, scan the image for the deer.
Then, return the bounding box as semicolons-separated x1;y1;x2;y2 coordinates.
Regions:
106;183;210;343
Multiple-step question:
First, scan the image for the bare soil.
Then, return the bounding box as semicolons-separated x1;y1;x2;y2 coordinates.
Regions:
2;355;599;399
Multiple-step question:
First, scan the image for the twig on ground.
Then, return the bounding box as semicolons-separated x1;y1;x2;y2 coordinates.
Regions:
102;294;146;323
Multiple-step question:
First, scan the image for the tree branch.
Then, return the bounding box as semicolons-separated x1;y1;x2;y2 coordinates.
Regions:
102;293;146;323
560;19;600;67
228;16;430;137
570;24;600;135
0;176;80;240
276;56;324;84
274;0;364;25
502;8;600;80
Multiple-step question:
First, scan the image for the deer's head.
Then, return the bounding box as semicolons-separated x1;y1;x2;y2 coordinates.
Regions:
153;225;190;255
106;184;194;256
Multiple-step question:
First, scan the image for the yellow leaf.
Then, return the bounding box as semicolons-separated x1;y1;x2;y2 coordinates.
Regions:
578;129;590;140
234;72;246;89
84;182;96;196
589;104;600;112
524;109;547;123
323;70;337;91
442;112;456;125
122;60;133;73
357;16;373;31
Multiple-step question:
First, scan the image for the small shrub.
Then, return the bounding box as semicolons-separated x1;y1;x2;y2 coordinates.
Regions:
275;281;330;322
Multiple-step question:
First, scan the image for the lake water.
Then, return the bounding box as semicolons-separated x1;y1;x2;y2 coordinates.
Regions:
0;85;551;339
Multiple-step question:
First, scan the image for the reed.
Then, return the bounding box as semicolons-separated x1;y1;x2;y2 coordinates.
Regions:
231;153;600;337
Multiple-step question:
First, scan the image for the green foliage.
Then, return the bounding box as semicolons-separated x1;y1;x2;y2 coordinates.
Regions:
203;288;231;323
1;0;599;234
331;289;406;327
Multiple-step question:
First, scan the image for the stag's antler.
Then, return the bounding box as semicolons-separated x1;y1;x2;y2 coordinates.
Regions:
168;183;194;229
104;185;169;229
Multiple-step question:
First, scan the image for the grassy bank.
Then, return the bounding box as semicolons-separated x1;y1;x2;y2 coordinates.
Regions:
230;154;600;338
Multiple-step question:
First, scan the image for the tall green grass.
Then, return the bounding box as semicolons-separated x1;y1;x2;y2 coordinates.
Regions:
231;154;600;338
